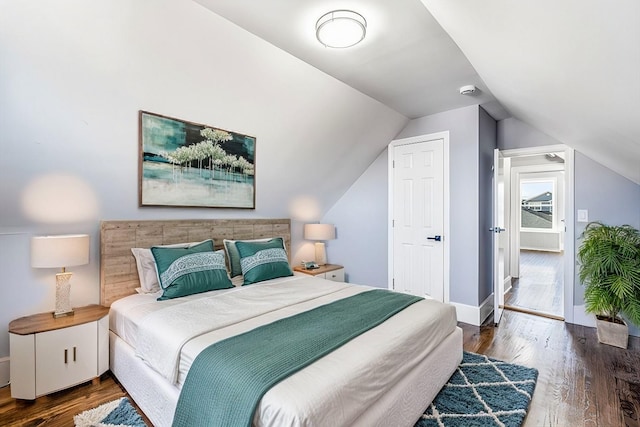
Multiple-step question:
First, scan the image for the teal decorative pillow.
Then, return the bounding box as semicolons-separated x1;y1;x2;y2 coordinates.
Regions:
151;240;233;300
223;238;273;278
235;238;293;285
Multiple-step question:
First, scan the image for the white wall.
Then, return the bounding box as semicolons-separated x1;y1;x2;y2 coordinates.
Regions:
0;0;408;360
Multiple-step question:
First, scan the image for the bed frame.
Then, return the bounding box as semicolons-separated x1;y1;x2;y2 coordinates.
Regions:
100;218;291;306
100;218;461;427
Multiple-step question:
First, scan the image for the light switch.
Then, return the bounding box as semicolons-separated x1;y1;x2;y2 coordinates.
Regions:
577;209;589;223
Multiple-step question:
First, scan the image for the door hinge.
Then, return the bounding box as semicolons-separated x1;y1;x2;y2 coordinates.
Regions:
392;160;395;168
392;219;395;227
392;278;395;289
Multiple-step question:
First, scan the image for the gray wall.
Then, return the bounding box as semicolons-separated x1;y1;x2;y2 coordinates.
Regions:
327;105;486;306
0;0;408;360
478;108;497;303
575;152;640;336
498;117;564;149
323;149;389;287
397;105;482;306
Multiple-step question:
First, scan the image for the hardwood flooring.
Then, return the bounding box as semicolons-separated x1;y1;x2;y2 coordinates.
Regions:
505;249;564;317
463;310;640;427
0;374;151;427
1;310;638;426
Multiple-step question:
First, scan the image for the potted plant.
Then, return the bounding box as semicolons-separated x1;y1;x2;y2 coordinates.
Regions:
577;222;640;348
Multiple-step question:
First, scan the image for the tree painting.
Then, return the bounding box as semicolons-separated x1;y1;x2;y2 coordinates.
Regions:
139;111;255;208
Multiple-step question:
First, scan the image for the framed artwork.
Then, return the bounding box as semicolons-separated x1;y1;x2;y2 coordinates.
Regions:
139;111;256;209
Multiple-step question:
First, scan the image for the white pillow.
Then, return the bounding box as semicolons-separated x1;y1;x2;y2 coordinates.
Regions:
131;240;212;293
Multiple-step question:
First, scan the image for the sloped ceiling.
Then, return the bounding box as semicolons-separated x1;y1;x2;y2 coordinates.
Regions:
421;0;640;184
195;0;640;184
192;0;508;120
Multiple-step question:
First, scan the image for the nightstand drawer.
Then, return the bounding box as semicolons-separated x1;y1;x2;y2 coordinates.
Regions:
322;268;345;282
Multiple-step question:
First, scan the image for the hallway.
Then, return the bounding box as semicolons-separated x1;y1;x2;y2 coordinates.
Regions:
504;249;564;318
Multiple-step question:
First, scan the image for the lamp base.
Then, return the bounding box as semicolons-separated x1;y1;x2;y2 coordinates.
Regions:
314;242;327;266
53;310;74;319
53;272;74;318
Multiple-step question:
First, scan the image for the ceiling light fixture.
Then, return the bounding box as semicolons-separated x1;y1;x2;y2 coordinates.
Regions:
316;10;367;49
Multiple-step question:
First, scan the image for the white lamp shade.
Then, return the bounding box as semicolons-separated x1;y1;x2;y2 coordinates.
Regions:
31;234;90;268
304;224;336;241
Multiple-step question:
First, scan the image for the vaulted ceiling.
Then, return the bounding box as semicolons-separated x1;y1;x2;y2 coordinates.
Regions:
194;0;640;184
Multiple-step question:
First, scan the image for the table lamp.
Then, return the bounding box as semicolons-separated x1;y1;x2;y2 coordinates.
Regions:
31;234;90;318
304;224;336;266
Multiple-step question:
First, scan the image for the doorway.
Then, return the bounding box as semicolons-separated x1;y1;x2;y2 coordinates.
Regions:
495;145;575;323
387;132;450;302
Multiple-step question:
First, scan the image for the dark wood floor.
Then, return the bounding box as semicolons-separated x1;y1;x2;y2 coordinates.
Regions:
505;249;564;317
463;311;640;427
1;310;638;426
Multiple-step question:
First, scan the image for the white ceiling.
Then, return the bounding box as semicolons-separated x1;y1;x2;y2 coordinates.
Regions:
193;0;640;184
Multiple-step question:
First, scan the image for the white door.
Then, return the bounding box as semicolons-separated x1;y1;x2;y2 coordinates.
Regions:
392;139;444;300
493;149;507;325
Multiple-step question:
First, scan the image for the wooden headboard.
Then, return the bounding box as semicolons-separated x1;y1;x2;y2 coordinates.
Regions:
100;219;291;306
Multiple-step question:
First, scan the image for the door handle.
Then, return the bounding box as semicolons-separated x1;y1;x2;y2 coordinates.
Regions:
427;235;442;241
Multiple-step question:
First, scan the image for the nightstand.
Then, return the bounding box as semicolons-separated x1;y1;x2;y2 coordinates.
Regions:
9;304;109;400
294;264;345;282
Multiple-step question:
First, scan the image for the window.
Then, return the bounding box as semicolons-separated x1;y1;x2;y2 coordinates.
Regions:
520;180;553;230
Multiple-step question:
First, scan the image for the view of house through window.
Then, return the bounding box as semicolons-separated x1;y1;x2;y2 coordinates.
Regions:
521;180;553;229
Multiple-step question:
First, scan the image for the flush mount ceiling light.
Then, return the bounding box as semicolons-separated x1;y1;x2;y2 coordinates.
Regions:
316;10;367;48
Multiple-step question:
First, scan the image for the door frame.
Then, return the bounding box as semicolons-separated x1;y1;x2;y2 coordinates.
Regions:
499;144;575;323
387;131;450;303
493;149;506;325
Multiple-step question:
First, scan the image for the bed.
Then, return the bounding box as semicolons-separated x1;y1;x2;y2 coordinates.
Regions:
101;219;462;427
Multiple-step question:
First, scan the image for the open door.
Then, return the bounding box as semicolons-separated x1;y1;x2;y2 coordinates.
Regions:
493;149;506;325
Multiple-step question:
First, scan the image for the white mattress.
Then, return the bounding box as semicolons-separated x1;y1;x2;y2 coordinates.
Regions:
109;275;458;426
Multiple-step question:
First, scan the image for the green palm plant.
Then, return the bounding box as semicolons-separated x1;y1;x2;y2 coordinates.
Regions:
577;222;640;326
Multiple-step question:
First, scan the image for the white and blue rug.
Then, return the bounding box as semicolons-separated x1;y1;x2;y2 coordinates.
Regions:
74;397;147;427
416;352;538;427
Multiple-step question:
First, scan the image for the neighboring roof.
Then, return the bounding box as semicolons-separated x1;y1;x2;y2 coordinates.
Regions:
525;192;553;203
521;209;552;229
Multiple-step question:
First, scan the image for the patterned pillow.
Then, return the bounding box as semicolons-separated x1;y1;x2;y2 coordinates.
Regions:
223;237;274;278
235;238;293;285
151;241;233;300
131;240;209;294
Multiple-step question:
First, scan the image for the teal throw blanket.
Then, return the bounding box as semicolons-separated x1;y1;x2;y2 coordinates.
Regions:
172;289;422;427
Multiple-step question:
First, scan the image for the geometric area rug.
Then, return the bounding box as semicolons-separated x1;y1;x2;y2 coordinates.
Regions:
415;352;538;427
74;397;147;427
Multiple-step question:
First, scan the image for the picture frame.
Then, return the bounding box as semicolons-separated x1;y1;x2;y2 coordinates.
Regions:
138;111;256;209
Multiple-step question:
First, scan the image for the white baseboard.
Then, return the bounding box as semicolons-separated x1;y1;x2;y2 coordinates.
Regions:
0;357;9;387
451;294;494;326
503;276;512;294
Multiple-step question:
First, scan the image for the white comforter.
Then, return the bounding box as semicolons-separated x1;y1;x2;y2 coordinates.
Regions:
110;275;458;427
